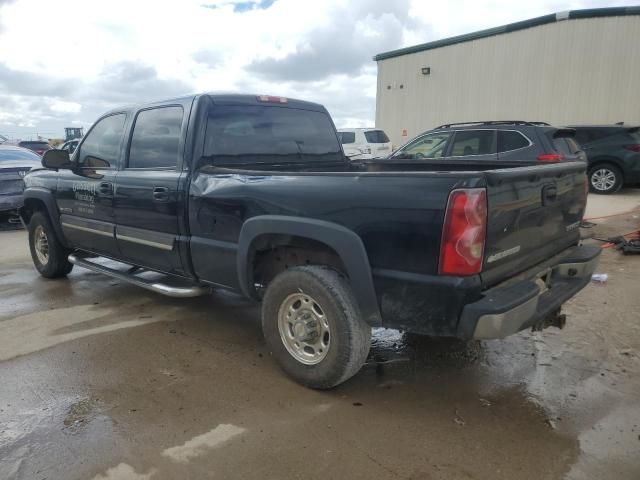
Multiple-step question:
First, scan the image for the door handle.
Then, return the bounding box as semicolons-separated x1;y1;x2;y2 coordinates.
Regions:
153;186;170;202
542;184;558;205
99;182;113;195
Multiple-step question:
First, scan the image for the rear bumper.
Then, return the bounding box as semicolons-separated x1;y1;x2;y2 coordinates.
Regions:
458;244;600;339
0;194;24;214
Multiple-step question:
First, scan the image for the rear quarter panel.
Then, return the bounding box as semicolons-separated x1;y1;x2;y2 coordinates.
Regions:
188;170;480;288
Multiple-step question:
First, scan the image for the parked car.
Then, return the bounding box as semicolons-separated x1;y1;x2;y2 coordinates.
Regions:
0;145;41;218
567;124;640;194
18;140;52;156
58;139;80;155
20;94;598;389
385;121;584;165
337;128;392;159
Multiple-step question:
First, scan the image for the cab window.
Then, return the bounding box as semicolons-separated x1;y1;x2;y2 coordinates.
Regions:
449;130;495;156
78;113;127;168
395;131;452;159
128;106;183;169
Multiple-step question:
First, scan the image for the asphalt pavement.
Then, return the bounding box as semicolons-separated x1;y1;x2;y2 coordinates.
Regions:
1;192;639;480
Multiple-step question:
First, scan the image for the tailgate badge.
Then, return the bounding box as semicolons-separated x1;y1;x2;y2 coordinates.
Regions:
487;245;521;264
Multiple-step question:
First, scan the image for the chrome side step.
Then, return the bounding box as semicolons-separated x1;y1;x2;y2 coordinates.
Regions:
68;254;211;298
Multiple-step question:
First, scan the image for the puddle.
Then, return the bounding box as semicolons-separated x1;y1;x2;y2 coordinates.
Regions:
0;303;176;361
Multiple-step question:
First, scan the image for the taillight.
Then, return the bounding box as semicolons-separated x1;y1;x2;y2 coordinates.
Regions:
623;144;640;152
439;188;487;276
537;153;564;162
256;95;287;103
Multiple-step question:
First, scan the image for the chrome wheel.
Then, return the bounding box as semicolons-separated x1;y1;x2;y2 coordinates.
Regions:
591;168;616;192
277;292;330;365
34;225;49;265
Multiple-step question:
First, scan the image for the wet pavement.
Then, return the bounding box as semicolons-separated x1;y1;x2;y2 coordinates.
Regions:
1;196;640;480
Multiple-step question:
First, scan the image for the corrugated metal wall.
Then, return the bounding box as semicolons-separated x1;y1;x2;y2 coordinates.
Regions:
375;15;640;146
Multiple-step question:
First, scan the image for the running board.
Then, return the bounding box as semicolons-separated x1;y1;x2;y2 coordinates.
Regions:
68;254;211;298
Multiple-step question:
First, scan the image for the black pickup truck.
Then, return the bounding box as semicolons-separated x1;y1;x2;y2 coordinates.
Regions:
20;94;600;388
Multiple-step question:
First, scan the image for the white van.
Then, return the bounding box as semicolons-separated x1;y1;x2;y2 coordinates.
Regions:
337;128;392;159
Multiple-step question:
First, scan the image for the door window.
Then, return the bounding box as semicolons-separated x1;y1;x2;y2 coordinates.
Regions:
497;130;530;152
78;113;126;168
395;131;452;159
128;106;183;169
449;130;495;156
338;132;355;144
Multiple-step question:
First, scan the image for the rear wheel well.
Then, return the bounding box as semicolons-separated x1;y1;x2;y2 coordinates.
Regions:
589;159;624;178
249;235;347;297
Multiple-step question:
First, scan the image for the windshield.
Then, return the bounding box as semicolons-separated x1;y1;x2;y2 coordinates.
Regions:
0;148;41;162
204;105;343;165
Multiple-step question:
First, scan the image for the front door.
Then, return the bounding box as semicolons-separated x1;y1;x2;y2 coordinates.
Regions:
114;105;186;274
57;112;127;257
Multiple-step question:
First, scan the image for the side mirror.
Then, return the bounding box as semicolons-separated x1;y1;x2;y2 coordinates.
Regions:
42;149;73;170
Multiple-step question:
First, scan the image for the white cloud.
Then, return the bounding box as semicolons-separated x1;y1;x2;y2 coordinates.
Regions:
49;100;82;114
0;0;636;139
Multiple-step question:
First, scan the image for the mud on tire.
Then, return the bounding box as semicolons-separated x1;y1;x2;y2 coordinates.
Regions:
262;266;371;389
28;211;73;278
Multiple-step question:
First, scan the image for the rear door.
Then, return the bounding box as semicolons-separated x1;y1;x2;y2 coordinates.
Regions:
364;129;392;158
480;161;587;286
57;112;127;256
445;129;497;162
114;103;189;275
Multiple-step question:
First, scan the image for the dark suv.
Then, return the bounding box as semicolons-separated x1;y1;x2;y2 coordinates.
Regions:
388;121;585;165
568;125;640;194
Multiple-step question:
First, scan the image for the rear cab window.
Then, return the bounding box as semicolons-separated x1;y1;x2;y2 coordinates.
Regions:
204;105;343;166
364;130;390;143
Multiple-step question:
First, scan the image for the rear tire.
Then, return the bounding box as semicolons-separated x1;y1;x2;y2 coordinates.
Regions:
588;164;623;194
262;266;371;389
28;211;73;278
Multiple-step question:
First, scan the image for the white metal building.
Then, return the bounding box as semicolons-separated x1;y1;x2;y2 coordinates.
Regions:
374;7;640;146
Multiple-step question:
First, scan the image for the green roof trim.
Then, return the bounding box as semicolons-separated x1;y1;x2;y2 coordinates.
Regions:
373;6;640;61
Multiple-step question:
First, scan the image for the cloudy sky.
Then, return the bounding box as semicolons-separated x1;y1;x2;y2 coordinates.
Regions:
0;0;635;140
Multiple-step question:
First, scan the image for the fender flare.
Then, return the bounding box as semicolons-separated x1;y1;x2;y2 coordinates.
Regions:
20;187;69;248
237;215;382;326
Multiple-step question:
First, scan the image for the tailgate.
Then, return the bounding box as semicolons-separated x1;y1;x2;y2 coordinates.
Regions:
481;161;587;287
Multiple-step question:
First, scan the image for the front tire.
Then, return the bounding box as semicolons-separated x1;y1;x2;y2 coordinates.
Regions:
588;164;623;194
262;266;371;389
28;211;73;278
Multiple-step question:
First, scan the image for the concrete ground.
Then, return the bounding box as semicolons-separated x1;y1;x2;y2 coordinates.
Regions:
1;192;639;480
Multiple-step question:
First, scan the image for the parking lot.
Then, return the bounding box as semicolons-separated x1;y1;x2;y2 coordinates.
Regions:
0;191;639;480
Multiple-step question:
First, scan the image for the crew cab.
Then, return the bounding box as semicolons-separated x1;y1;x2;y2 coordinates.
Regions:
20;94;599;389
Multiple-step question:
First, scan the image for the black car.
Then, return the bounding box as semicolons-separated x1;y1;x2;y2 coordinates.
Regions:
386;121;585;165
0;145;41;218
19;95;598;388
18;140;52;157
568;125;640;194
